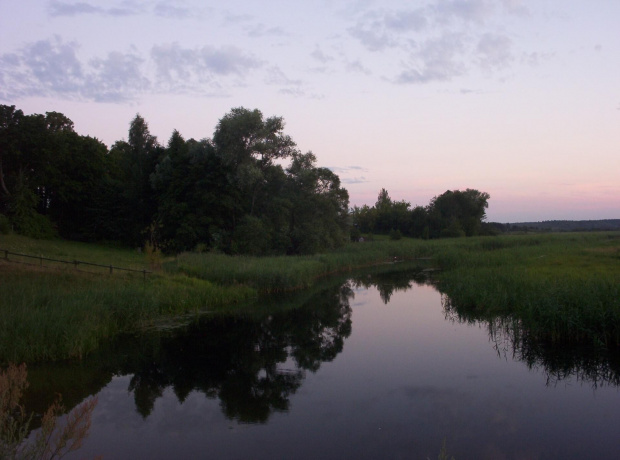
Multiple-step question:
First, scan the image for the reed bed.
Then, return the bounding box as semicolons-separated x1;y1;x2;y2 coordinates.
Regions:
172;239;432;292
0;265;254;363
2;231;619;363
434;232;620;346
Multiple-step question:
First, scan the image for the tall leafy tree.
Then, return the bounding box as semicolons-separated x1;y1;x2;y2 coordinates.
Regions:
213;107;296;219
286;152;349;254
427;189;490;237
109;114;161;246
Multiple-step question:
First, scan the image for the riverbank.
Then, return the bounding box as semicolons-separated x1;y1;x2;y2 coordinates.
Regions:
1;232;619;363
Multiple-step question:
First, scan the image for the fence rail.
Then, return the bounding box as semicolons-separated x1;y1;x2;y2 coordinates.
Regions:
1;248;151;279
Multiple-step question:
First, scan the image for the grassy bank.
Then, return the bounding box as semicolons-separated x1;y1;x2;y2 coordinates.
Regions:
432;233;620;346
0;264;255;363
171;239;432;292
2;232;619;363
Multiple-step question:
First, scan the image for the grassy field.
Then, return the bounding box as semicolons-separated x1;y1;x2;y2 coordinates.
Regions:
432;233;620;346
1;232;619;363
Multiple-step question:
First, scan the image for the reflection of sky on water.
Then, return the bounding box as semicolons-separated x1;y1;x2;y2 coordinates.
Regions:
66;279;620;459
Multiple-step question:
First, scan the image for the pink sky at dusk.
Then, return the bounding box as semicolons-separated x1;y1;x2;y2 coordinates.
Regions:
1;0;618;223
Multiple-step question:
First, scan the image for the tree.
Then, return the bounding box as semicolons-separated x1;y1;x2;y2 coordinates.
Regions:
427;189;490;237
286;152;349;254
213;107;296;218
108;114;161;246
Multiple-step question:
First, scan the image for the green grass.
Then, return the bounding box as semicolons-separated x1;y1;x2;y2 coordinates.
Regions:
171;239;432;292
2;232;619;363
0;234;151;270
432;233;620;346
0;262;254;363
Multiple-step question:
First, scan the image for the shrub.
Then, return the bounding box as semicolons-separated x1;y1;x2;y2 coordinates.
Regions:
0;214;10;234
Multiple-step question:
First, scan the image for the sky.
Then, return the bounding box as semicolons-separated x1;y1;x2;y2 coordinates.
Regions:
1;0;618;222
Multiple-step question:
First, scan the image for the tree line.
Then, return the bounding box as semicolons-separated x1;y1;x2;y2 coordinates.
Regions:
1;103;492;254
351;187;491;240
0;105;349;255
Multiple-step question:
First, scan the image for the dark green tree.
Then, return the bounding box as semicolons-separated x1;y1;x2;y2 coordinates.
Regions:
427;189;490;237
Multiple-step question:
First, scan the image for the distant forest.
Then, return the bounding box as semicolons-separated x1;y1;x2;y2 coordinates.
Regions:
0;103;535;255
492;220;620;233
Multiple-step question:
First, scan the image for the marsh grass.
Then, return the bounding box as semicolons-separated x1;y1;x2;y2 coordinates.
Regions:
0;263;254;363
2;232;619;362
434;232;620;346
172;239;432;292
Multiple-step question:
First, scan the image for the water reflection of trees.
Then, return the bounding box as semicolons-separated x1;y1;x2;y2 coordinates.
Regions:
112;282;354;423
349;267;432;304
442;295;620;388
28;267;620;425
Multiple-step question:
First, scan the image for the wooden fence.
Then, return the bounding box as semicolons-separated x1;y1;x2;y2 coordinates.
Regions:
1;249;151;279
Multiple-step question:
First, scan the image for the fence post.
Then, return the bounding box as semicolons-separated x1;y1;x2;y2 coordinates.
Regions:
109;265;113;275
74;260;78;269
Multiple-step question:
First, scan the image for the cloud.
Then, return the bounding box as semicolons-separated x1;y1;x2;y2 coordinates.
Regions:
328;166;369;183
432;0;495;24
345;59;372;75
150;43;264;95
311;46;334;64
476;33;513;69
0;36;84;100
501;0;531;17
152;43;262;79
345;1;535;83
86;51;149;102
246;24;288;38
348;24;394;52
383;9;428;32
521;51;554;67
0;36;268;102
49;1;200;18
48;0;145;17
153;3;193;19
342;176;369;184
0;37;150;102
265;66;302;86
396;33;466;84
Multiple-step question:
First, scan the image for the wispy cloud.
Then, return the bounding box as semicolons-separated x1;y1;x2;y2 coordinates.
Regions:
476;33;513;70
432;0;494;25
346;0;533;84
246;24;288;38
0;37;147;102
150;43;263;95
48;0;201;18
328;166;369;184
0;37;267;102
396;33;466;84
48;0;145;17
153;3;193;19
311;46;334;64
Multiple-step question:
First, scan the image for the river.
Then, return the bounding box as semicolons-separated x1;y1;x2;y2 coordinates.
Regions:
25;268;620;459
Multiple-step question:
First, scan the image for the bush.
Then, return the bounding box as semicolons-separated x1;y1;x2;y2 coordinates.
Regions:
389;229;402;240
0;214;10;234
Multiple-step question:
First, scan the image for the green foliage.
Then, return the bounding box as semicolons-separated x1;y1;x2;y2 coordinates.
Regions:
389;228;402;240
351;188;489;240
8;176;56;239
0;214;11;234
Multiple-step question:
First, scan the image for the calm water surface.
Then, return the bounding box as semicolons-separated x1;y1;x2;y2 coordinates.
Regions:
29;270;620;459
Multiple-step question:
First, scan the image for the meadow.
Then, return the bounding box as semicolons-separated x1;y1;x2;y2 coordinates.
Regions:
1;232;619;363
